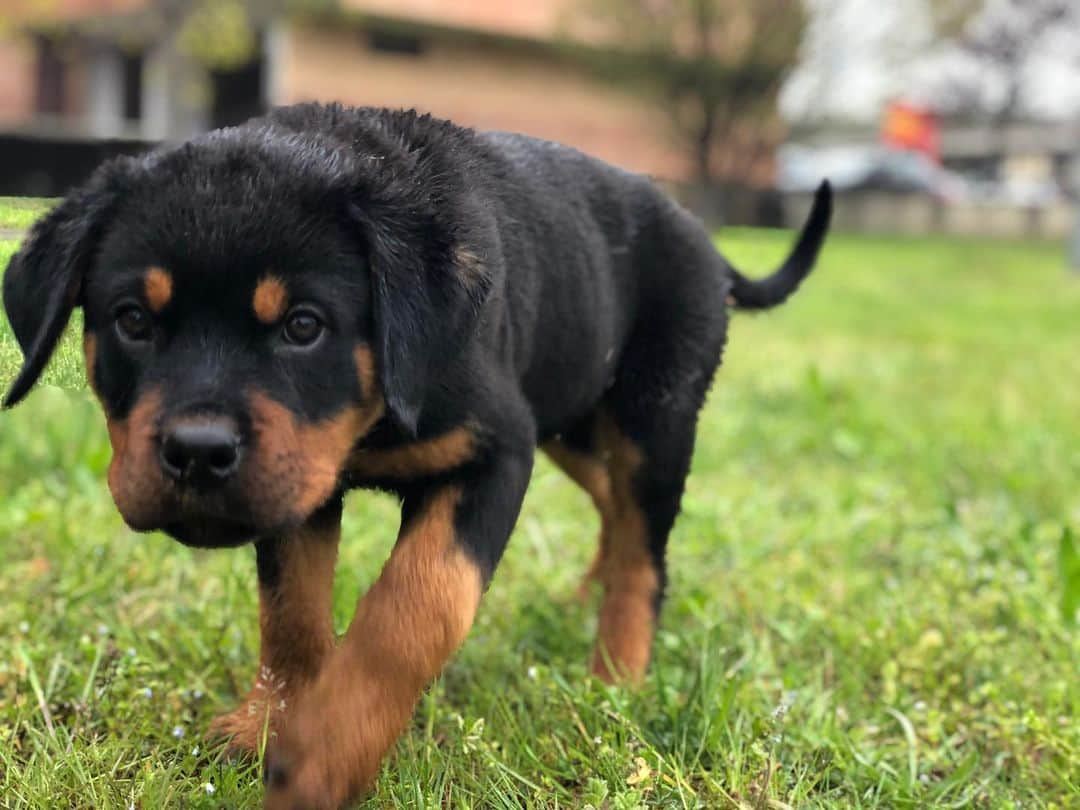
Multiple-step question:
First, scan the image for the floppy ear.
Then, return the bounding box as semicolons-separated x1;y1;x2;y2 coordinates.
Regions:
3;169;124;408
349;201;492;435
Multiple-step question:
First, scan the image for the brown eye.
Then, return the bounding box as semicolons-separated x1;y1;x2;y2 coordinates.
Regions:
282;308;324;346
115;305;151;342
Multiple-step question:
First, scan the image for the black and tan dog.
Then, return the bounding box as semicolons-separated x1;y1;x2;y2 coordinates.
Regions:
2;103;830;808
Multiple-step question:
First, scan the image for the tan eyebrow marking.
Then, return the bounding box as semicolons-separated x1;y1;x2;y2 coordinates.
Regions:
253;275;289;324
144;267;173;313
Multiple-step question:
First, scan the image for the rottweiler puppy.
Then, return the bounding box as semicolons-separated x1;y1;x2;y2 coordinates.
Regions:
2;103;830;808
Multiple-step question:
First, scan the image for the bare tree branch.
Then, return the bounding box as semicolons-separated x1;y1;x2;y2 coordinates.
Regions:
570;0;806;187
929;0;1080;121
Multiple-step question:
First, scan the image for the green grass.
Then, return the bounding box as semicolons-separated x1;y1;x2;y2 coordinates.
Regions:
0;198;53;232
0;208;1077;807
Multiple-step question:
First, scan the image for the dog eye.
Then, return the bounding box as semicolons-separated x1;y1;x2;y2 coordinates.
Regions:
115;305;152;342
282;308;324;346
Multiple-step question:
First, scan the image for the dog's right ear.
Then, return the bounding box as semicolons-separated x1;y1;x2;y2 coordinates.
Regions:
2;164;128;408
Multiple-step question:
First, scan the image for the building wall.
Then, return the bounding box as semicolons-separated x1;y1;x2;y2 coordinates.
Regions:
277;21;691;181
0;0;143;129
343;0;571;40
0;35;34;126
0;6;776;189
0;32;96;131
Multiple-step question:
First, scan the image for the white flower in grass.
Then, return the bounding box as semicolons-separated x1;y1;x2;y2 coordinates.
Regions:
172;725;185;739
97;623;109;636
18;621;29;634
191;745;200;756
527;666;538;680
203;782;216;795
142;687;153;699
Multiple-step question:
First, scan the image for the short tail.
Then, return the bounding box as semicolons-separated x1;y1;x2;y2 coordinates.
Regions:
728;180;832;310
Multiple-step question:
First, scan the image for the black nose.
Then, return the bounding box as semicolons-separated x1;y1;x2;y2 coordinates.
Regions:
159;417;242;488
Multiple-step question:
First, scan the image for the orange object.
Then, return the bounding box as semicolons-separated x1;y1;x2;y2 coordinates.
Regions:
882;101;940;163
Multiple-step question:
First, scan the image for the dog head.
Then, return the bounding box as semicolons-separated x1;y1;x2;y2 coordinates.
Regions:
2;112;492;546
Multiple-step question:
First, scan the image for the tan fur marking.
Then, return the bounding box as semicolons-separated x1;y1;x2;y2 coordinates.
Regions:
106;388;169;529
542;440;615;595
210;519;340;752
542;441;615;515
144;267;172;312
348;427;475;480
265;487;482;807
253;275;288;324
591;522;659;683
542;424;659;682
353;344;379;404
246;392;383;523
589;417;660;683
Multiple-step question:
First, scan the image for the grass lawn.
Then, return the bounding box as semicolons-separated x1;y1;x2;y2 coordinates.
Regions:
0;202;1077;807
0;198;53;233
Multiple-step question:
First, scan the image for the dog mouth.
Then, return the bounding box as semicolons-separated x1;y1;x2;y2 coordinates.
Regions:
117;477;317;547
152;485;317;548
111;426;340;547
152;487;269;548
164;514;260;548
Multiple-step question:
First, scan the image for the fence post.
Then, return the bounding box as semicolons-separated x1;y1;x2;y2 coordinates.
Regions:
1070;211;1080;274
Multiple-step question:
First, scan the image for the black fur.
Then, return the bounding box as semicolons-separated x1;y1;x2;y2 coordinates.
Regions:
2;96;831;605
2;96;830;589
2;102;829;800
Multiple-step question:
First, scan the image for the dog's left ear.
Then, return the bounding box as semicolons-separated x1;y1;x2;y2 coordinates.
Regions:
3;163;127;408
348;199;492;435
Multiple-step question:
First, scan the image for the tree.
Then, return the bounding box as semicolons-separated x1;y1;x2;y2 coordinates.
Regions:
572;0;807;189
159;0;331;70
0;0;330;70
926;0;1080;121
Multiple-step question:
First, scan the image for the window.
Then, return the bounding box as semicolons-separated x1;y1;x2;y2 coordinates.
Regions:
35;37;66;116
122;50;143;121
210;59;265;129
368;30;425;57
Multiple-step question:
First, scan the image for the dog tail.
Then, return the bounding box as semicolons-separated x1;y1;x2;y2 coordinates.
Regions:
727;180;832;311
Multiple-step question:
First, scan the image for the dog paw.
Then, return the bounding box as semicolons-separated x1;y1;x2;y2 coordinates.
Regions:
206;682;289;764
263;740;348;810
208;701;272;757
262;722;363;810
262;663;394;810
209;671;292;757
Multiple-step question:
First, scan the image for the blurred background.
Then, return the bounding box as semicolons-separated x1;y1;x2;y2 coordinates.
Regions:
0;0;1079;239
1;7;1077;805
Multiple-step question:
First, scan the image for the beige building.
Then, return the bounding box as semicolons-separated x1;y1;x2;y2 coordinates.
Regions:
0;0;734;185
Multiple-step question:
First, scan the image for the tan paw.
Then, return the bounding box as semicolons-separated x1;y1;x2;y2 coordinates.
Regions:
262;657;405;810
209;666;291;756
209;702;271;756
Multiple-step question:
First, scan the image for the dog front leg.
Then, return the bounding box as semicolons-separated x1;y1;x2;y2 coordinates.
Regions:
263;449;532;809
211;500;341;753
